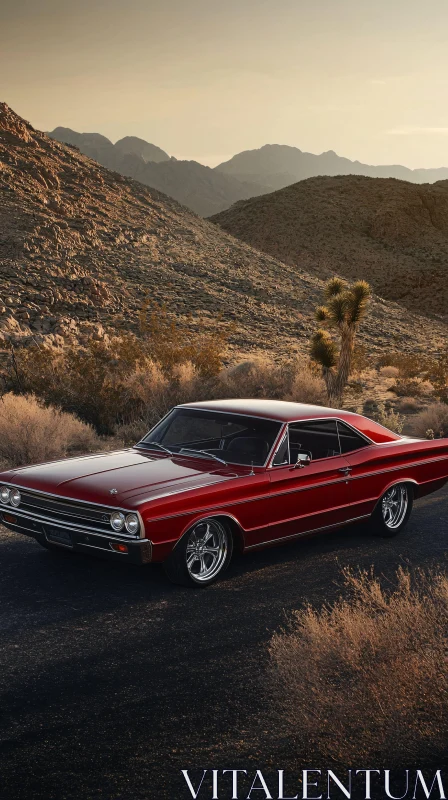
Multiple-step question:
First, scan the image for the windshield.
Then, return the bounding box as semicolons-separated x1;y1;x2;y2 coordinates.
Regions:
137;408;282;467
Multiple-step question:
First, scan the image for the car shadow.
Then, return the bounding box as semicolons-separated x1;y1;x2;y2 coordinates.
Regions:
0;486;446;639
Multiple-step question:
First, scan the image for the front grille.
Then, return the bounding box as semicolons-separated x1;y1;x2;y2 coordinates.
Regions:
3;488;140;539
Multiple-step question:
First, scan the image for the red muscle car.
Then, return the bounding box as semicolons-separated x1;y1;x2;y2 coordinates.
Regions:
1;399;447;586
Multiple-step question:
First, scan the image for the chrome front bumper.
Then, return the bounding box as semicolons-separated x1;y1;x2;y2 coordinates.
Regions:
0;507;153;564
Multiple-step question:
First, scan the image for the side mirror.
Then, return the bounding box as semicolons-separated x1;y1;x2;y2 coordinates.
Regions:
294;451;312;469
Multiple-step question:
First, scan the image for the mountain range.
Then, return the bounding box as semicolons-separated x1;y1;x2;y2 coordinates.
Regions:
48;128;448;218
216;144;448;191
47;127;269;216
2;102;445;363
211;174;448;320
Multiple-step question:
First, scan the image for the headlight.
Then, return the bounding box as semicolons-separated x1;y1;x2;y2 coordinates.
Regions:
110;511;125;532
10;489;21;507
0;486;11;504
125;514;139;535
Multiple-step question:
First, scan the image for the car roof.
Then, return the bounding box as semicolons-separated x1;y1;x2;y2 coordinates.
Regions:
177;399;400;443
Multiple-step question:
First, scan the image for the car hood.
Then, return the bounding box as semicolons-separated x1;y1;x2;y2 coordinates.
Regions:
2;449;240;507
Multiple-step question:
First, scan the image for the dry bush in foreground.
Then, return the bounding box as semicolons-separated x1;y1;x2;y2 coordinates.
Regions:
411;403;448;439
0;393;98;467
268;568;448;765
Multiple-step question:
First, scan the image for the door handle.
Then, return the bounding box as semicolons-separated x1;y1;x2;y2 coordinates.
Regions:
338;466;352;474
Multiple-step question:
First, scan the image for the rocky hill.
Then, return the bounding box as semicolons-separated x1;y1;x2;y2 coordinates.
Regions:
1;103;446;362
215;144;448;191
48;127;269;216
210;175;448;320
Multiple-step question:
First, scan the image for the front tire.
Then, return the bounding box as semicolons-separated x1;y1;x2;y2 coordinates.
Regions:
371;483;413;538
164;518;233;587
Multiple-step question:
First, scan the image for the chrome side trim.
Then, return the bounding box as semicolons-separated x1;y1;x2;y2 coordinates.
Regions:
141;452;448;526
349;456;448;482
244;514;371;550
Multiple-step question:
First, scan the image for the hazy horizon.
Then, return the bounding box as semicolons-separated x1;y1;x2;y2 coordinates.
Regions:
3;0;448;170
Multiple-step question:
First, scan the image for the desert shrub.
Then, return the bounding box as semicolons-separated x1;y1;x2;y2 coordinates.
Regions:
116;360;212;441
395;396;424;414
362;398;379;417
139;300;228;377
411;403;448;438
379;365;400;378
268;567;448;764
7;335;218;434
0;393;98;468
217;357;293;400
217;359;325;406
287;367;327;405
371;401;404;433
390;378;432;398
424;350;448;403
377;352;431;378
7;336;148;433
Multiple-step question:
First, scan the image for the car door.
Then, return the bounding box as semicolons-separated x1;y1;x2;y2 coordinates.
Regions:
247;419;352;547
337;420;404;519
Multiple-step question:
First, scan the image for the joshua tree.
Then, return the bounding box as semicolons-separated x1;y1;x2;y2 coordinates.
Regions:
310;277;371;405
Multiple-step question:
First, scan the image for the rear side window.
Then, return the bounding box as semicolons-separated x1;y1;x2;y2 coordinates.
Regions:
289;420;340;462
337;421;369;454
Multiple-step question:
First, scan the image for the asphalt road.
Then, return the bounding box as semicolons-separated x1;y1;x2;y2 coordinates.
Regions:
0;486;447;800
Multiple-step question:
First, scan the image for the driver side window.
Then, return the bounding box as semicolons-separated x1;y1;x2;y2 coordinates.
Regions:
287;420;340;463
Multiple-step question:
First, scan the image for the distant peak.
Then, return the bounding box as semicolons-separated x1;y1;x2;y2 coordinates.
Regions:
0;102;34;142
114;136;169;162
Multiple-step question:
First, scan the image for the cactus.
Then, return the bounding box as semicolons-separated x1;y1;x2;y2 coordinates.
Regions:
310;278;371;405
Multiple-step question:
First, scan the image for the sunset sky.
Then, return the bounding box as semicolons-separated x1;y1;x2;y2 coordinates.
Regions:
3;0;448;167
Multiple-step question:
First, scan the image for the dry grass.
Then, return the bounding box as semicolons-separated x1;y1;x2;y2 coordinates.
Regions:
411;403;448;438
0;393;98;468
379;365;400;378
268;567;448;765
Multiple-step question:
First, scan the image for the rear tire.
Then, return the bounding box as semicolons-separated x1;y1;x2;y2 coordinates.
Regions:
164;518;233;587
370;483;413;538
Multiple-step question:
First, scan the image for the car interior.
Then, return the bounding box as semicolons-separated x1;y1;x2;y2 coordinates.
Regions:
142;412;369;468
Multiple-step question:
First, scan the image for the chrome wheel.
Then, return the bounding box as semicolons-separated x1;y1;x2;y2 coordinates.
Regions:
381;485;408;530
185;519;228;583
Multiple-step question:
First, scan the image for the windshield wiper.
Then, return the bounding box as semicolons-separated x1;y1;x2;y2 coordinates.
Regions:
137;441;173;456
178;448;227;466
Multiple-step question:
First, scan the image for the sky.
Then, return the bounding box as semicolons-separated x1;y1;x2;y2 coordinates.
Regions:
2;0;448;168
